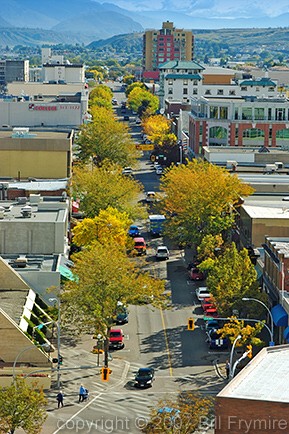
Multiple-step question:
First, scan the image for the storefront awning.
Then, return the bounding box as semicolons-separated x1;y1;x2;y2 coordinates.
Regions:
283;326;289;343
271;304;288;327
59;265;75;281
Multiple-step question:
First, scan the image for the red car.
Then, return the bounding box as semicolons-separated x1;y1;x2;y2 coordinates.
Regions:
201;297;215;311
203;306;219;318
188;267;205;281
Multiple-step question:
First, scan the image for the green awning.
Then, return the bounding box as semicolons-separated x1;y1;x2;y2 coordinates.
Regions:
59;265;75;281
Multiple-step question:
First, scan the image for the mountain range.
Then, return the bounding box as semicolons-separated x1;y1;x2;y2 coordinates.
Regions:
0;0;289;47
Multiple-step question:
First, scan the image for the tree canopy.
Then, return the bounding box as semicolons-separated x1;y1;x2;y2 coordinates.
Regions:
0;378;47;434
62;243;165;335
160;160;254;246
203;243;261;316
127;87;159;117
143;392;214;434
142;115;177;147
72;162;146;220
217;318;265;347
76;107;138;166
72;206;132;249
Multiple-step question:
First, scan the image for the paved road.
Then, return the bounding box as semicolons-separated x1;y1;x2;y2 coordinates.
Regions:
42;90;225;434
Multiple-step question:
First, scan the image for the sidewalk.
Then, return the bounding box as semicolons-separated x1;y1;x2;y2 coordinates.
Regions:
43;333;129;433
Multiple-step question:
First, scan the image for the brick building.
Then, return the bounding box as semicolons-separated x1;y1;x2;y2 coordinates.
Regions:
215;345;289;434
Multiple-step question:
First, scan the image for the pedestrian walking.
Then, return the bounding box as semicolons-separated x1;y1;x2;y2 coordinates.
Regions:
225;360;230;379
79;384;86;402
83;388;89;401
56;390;64;408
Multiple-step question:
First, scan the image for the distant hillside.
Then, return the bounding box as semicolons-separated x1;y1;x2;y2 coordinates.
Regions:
87;32;143;54
86;27;289;60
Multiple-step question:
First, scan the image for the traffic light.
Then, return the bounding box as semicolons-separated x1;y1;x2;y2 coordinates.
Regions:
187;318;195;331
101;367;111;382
246;344;253;359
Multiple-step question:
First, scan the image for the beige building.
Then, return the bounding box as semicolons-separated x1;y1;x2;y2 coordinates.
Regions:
0;129;73;179
0;257;52;388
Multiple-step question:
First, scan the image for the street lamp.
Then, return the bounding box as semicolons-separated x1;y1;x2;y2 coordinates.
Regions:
96;334;103;367
49;297;61;389
229;334;242;379
242;297;274;345
13;343;50;380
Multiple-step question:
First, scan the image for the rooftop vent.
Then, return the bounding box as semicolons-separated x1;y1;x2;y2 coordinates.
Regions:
17;197;27;205
21;205;32;218
14;255;28;268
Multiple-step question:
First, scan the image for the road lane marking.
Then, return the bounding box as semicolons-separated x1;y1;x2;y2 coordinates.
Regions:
51;361;130;434
160;308;173;377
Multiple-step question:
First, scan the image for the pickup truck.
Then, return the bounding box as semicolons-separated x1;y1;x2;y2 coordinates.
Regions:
109;328;124;350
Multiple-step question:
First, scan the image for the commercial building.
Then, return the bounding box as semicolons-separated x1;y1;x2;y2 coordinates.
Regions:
189;93;289;155
0;59;29;85
0;129;73;179
215;345;289;434
0;86;89;128
143;21;194;81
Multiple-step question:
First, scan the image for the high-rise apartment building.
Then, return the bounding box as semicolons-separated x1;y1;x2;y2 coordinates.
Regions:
143;21;194;80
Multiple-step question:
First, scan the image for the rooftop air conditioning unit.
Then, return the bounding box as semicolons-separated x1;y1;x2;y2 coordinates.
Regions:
275;161;283;170
226;160;238;170
265;164;277;173
21;205;32;218
14;255;28;268
17;197;28;205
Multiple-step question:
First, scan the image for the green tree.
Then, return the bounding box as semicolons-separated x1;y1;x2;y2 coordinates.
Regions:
62;243;165;337
76;107;137;166
125;81;145;97
0;378;47;434
72;162;146;220
143;392;214;433
160;160;254;246
204;243;261;316
127;87;159;117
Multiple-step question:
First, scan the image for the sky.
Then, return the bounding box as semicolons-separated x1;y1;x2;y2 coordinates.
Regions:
102;0;289;18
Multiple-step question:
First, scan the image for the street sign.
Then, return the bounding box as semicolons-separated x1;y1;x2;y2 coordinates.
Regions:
136;144;154;151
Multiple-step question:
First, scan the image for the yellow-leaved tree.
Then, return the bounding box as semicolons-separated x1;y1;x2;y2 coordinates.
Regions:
72;206;132;249
76;106;138;166
72;162;146;220
217;318;265;347
142;115;177;147
160;159;254;246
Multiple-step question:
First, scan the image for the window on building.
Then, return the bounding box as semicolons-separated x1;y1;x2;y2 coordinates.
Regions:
210;106;218;118
183;88;188;95
168;88;173;94
254;107;265;120
168;79;173;85
256;87;260;92
183;80;188;85
229;90;236;96
217;89;224;95
268;87;275;92
241;86;247;91
193;89;198;95
220;107;228;119
205;89;211;95
276;108;285;121
193;80;198;85
242;107;253;120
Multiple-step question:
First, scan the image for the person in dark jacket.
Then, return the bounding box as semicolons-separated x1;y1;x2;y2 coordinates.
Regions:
57;390;64;408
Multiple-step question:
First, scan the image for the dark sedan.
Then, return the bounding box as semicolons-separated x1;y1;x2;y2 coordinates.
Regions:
135;367;155;388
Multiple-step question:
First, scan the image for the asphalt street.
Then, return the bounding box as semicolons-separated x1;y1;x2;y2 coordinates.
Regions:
42;87;225;434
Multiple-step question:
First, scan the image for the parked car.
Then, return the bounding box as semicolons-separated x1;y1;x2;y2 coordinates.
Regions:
133;237;147;255
123;115;130;121
188;267;205;281
155;166;163;175
122;167;133;176
145;191;156;203
156;245;170;260
195;287;211;301
115;306;129;324
207;328;229;350
128;225;140;237
109;328;124;350
205;319;220;332
111;98;118;105
203;306;219;318
135;117;142;124
135;367;155;388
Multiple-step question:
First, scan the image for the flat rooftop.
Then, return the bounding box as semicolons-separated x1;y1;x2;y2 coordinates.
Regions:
242;204;289;219
0;130;70;140
218;345;289;403
0;200;68;223
0;289;30;324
